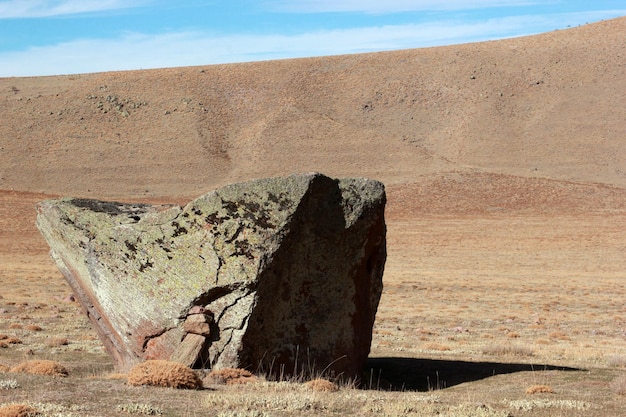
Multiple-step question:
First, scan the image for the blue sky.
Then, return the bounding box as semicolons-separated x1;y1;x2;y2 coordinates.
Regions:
0;1;624;77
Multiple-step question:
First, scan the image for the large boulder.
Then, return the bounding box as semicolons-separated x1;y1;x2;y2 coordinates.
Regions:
36;173;386;378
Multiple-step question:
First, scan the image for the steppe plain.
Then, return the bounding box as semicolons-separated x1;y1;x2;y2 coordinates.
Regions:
0;17;625;417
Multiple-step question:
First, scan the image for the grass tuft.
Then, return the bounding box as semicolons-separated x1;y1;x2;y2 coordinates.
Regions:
206;368;258;385
304;378;339;392
10;360;68;377
0;380;19;390
116;403;162;415
525;384;555;394
0;403;40;417
127;360;202;389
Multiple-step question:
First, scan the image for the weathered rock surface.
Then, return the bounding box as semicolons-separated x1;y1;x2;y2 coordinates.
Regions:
36;173;386;378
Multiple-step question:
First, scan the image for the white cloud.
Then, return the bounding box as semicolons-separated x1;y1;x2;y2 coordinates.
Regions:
0;11;623;77
0;0;149;18
265;0;543;14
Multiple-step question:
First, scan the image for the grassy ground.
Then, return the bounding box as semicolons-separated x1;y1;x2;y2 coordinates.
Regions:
1;195;625;416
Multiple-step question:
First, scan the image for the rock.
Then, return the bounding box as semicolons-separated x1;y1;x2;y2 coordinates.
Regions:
183;313;212;336
170;333;210;367
36;173;386;379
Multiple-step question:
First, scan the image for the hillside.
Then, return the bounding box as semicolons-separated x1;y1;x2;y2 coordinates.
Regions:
0;17;624;202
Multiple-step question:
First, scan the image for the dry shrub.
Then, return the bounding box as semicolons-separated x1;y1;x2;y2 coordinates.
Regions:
8;324;21;330
0;364;9;373
127;360;202;389
25;325;42;332
548;330;570;340
10;360;68;377
5;338;22;345
526;384;555;394
205;368;258;385
0;342;7;349
45;337;69;347
0;335;7;340
0;404;40;417
305;378;339;392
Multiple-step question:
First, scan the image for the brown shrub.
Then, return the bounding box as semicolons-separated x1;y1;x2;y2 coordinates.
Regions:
8;324;21;330
305;378;339;392
45;337;69;347
0;342;7;349
0;334;7;340
205;368;258;385
10;360;68;377
25;325;42;332
526;384;555;394
0;404;40;417
5;338;22;345
0;364;9;372
127;360;202;389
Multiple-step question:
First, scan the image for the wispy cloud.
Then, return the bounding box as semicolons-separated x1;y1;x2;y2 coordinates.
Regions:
0;0;148;18
265;0;544;14
0;10;623;77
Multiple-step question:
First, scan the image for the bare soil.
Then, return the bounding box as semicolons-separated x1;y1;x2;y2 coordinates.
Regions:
0;17;625;417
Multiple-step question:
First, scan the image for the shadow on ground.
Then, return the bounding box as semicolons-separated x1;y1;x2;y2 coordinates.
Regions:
364;357;583;391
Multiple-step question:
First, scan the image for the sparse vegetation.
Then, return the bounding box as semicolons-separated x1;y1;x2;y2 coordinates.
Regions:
504;398;595;411
0;16;626;417
116;403;162;415
0;380;19;390
481;344;534;357
610;375;626;396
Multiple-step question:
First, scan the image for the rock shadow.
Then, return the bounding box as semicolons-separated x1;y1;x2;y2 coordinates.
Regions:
364;357;583;391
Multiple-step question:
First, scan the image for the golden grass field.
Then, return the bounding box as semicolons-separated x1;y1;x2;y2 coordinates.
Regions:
1;17;625;417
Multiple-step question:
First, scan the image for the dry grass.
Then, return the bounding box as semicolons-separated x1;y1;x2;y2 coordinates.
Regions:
205;368;259;385
45;338;69;347
24;325;41;332
481;344;534;357
116;403;163;415
10;360;68;377
0;404;40;417
610;375;626;396
525;384;555;394
0;17;625;417
127;360;202;389
608;355;626;368
304;378;339;392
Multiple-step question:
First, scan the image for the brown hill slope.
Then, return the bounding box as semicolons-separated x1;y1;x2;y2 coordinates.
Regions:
0;17;624;202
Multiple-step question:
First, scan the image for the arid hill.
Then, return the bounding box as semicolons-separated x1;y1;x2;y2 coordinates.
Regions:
0;17;624;205
2;17;626;417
